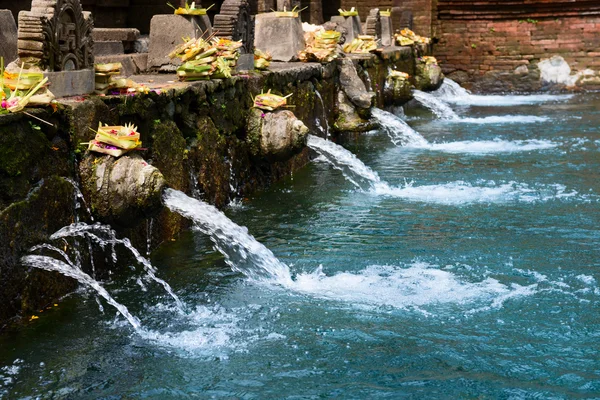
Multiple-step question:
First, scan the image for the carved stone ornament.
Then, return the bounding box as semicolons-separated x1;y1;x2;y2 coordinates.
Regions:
18;0;94;71
365;8;382;40
213;0;255;54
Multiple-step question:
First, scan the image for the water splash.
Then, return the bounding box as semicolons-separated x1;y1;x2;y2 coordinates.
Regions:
163;189;293;285
314;89;330;138
453;115;549;124
291;262;537;314
307;136;583;204
420;139;557;153
374;181;582;205
51;223;185;312
433;78;574;106
307;135;382;190
372;109;555;152
371;108;429;147
432;78;471;99
413;90;460;119
21;255;142;330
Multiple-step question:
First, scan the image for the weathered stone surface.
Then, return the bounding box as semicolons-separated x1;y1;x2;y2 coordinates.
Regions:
335;91;374;132
384;77;413;106
79;153;166;226
18;0;94;71
236;53;255;72
92;28;140;42
94;40;124;56
247;108;309;161
330;15;363;44
148;14;205;71
365;9;382;40
0;10;18;63
44;69;95;98
339;58;372;110
0;176;77;328
276;0;300;10
414;61;444;91
254;12;304;62
380;15;394;47
95;53;148;76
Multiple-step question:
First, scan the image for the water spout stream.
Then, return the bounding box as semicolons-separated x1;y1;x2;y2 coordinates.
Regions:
371;108;429;147
21;255;142;330
412;90;459;119
51;223;185;312
307;135;382;190
163;189;293;285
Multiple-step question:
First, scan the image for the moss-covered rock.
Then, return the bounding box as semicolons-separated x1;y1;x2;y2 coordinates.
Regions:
0;176;77;328
79;153;166;227
415;60;444;91
0;116;71;211
246;108;309;161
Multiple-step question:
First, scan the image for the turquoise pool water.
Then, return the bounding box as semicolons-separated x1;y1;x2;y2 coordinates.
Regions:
1;92;599;399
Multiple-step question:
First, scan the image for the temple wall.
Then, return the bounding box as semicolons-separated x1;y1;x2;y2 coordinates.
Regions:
434;0;600;91
435;15;600;91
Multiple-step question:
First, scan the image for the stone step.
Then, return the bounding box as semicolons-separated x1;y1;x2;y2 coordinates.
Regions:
94;41;125;56
92;28;140;43
95;53;148;76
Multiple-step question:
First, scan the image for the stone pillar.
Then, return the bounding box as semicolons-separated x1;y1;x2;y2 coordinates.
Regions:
365;9;382;40
308;0;323;25
0;10;18;63
257;0;275;14
380;14;394;47
276;0;301;11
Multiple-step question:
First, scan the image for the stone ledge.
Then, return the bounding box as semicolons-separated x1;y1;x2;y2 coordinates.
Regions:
95;53;148;76
92;28;140;42
94;40;125;56
44;69;95;98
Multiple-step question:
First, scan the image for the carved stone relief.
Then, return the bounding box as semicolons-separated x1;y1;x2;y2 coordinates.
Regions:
213;0;255;54
18;0;94;71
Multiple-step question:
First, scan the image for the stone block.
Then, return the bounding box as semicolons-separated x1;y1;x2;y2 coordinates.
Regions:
44;69;95;98
93;28;140;42
330;15;363;44
254;12;304;62
95;53;148;76
236;53;255;72
381;16;394;47
148;14;211;71
0;10;18;63
94;41;125;56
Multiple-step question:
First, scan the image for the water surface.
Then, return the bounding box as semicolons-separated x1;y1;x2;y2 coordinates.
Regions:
1;93;599;399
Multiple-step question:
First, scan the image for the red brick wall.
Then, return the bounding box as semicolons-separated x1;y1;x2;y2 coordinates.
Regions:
435;16;600;91
394;0;435;37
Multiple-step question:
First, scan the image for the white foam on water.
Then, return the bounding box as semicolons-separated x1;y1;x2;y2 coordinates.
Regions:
433;79;574;106
139;305;241;357
289;262;536;314
372;181;580;205
453;115;549;124
410;139;558;153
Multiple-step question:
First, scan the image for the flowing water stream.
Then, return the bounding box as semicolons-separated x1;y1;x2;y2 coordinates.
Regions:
1;90;599;399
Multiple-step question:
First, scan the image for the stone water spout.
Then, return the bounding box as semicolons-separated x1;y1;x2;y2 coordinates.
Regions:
79;154;166;226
